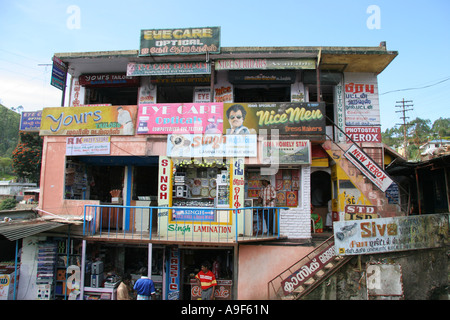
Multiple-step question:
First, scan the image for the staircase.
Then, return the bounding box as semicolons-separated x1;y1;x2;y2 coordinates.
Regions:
321;140;404;218
268;235;352;300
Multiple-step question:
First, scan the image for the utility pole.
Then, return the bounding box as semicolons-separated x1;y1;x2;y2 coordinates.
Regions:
395;98;414;159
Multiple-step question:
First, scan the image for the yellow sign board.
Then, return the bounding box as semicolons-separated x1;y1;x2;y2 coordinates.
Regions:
40;105;137;136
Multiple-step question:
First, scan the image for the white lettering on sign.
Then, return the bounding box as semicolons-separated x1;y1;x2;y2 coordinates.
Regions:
344;144;392;192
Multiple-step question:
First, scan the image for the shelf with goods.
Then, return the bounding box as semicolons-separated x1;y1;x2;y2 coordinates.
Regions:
65;160;87;200
36;242;57;300
54;238;82;300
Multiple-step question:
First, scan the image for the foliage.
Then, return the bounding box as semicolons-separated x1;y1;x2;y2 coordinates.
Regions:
0;104;20;158
11;132;43;183
0;198;17;210
382;117;450;160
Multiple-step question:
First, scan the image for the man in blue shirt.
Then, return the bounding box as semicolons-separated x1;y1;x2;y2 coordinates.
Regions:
133;267;156;300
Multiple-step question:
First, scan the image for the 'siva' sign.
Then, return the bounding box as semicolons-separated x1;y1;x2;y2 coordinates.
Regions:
344;144;393;192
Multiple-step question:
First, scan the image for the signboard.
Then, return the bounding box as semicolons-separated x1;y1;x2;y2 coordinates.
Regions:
262;140;311;165
166;248;180;300
78;74;139;87
127;62;211;76
344;73;380;126
344;144;392;192
334;214;449;256
137;103;223;134
172;208;214;221
223;102;325;135
190;279;232;300
215;58;316;70
345;126;381;143
344;205;377;220
20;111;42;132
139;27;220;56
51;55;67;90
167;134;257;158
66;136;111;155
281;244;336;296
40;105;137;136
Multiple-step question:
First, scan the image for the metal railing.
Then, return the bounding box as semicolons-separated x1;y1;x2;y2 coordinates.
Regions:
83;204;287;243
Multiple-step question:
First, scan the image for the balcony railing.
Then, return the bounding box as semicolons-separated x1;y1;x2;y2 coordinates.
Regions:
83;204;287;243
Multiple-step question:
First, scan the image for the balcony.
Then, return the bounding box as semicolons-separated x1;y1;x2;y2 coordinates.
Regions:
83;204;287;244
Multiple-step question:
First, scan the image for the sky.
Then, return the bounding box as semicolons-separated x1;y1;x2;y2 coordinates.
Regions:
0;0;449;131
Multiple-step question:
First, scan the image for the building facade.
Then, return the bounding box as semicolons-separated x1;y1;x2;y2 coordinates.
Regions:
13;28;404;300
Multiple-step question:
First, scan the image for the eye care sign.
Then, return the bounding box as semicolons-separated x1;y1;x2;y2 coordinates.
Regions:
137;103;223;134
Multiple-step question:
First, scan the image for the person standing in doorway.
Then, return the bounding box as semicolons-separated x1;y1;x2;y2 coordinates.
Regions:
259;179;276;234
133;267;156;300
195;261;217;300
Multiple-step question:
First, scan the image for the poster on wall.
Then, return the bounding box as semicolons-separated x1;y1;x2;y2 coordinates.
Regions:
167;134;257;158
66;136;111;155
139;27;220;56
40;105;137;136
334;214;449;256
262;140;311;165
223;102;325;135
137;103;223;134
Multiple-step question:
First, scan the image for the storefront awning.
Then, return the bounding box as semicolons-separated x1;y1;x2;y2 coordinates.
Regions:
0;220;64;241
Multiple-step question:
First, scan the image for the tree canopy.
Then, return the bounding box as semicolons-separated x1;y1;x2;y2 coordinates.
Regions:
382;117;450;160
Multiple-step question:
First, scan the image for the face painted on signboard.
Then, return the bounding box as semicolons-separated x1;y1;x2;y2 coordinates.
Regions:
228;110;244;129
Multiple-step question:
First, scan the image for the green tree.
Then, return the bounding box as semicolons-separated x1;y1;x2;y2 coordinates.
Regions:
0;198;17;210
11;132;43;183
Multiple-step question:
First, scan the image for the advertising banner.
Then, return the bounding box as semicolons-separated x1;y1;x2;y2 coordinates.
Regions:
167;134;257;158
344;144;393;192
140;27;220;56
334;214;449;256
66;136;111;155
78;74;139;87
127;62;211;76
20;111;42;132
215;58;316;70
51;55;67;90
137;103;223;134
40;105;137;136
344;73;380;126
345;126;381;143
223;102;325;135
262;140;311;165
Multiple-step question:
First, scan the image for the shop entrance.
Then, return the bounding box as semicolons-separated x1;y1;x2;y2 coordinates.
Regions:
179;248;234;300
311;170;332;232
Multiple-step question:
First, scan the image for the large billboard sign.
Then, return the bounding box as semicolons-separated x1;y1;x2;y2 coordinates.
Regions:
139;27;220;56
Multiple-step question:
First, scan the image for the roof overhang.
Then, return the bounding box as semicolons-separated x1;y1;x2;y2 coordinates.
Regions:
55;43;398;77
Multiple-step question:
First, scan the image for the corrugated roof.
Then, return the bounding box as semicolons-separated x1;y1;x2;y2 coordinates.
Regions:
0;220;64;241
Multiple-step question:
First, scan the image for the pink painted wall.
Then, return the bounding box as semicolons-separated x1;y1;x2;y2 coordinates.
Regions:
38;135;161;217
238;244;314;300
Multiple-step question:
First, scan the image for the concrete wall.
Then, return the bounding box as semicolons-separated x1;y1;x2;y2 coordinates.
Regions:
237;243;314;300
306;247;449;300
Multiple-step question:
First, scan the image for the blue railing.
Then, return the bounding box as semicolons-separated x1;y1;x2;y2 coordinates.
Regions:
83;204;287;243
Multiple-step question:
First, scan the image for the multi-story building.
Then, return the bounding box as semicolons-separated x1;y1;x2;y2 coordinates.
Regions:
15;28;403;300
